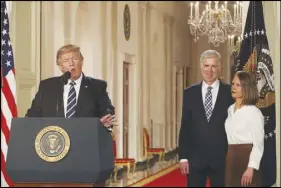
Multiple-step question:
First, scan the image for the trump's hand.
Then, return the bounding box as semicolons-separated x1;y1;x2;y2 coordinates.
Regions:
100;114;116;128
179;161;189;175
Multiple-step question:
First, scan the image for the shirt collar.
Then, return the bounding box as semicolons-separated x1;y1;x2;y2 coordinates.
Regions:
202;79;220;90
67;73;83;86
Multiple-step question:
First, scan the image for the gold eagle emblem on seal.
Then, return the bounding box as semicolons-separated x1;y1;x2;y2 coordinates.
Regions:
35;126;70;162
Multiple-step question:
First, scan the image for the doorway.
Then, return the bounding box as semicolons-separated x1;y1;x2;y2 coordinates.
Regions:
123;62;130;158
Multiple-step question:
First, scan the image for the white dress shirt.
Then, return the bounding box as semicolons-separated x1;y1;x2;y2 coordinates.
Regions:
180;79;220;163
225;104;264;170
63;73;83;117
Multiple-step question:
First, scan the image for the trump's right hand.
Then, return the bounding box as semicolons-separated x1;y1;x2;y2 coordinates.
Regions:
179;161;189;175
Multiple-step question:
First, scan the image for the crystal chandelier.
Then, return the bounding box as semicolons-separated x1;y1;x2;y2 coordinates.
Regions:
188;1;242;47
227;34;242;55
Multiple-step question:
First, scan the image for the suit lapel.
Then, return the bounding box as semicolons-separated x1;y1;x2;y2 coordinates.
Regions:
198;82;208;122
57;78;65;117
75;75;90;116
209;81;223;122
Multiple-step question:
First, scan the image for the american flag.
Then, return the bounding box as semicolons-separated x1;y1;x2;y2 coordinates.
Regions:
234;1;276;186
1;1;17;187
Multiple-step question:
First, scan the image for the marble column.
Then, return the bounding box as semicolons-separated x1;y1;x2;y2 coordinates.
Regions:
139;2;151;160
40;1;55;79
111;1;118;110
169;16;176;150
165;14;175;151
135;1;145;161
176;68;183;146
162;13;169;150
105;1;114;98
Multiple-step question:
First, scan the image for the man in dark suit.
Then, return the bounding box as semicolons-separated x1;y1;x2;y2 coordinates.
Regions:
178;50;234;187
26;44;115;129
25;44;114;187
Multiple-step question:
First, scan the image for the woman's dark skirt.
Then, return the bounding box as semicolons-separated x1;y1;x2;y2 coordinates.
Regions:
225;144;262;187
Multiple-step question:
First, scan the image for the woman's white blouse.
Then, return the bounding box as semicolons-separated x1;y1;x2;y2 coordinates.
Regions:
225;104;264;170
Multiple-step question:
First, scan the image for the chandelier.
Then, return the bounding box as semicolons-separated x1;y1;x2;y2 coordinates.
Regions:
188;1;242;47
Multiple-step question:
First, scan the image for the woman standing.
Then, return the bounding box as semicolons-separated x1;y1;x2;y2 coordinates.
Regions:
225;71;264;187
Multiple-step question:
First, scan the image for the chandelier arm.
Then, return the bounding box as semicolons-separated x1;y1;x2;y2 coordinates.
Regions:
197;9;212;36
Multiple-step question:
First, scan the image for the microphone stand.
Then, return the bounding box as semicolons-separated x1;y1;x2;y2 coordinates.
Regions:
56;71;71;116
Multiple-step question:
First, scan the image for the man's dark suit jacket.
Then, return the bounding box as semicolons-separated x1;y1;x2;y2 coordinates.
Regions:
178;80;233;170
25;74;115;118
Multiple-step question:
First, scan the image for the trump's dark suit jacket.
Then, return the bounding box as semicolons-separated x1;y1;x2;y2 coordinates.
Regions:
178;80;233;170
25;74;115;118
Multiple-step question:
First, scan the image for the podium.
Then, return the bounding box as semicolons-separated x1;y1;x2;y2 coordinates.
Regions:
6;118;114;187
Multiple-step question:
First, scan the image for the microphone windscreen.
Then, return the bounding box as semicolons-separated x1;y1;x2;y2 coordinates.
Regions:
63;71;71;85
65;71;71;80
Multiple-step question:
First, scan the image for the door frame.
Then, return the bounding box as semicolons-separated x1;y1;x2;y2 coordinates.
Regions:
116;53;138;159
123;61;130;158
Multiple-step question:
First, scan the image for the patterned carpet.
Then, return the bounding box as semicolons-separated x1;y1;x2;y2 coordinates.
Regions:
106;157;178;187
129;164;182;187
106;152;210;187
129;163;211;187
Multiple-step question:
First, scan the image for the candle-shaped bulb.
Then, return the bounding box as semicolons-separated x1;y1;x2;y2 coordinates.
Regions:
190;3;193;18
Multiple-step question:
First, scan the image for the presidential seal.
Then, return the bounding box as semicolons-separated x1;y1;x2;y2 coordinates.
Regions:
35;126;70;162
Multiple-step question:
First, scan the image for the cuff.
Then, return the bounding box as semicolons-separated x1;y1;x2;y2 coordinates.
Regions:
107;126;113;133
248;161;259;170
180;159;188;163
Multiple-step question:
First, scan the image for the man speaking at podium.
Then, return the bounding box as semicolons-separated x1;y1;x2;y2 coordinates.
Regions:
24;44;115;187
25;44;115;131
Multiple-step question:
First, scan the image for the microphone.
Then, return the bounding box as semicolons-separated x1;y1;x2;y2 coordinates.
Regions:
57;71;71;116
62;71;71;85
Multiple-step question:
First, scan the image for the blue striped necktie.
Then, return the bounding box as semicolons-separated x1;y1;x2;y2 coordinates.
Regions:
204;86;213;122
66;81;76;118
